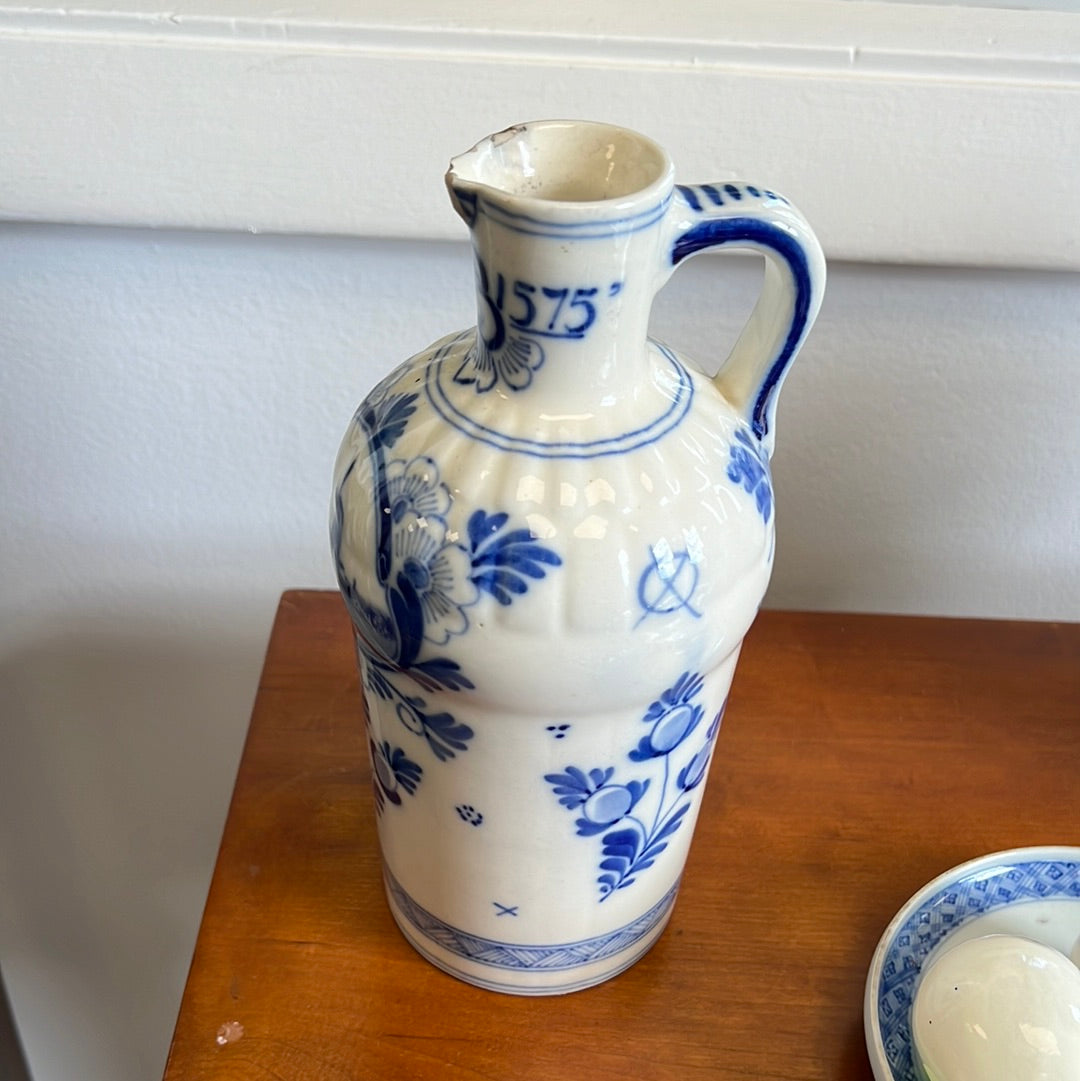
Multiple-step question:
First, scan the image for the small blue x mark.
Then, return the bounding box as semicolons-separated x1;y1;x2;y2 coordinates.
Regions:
493;902;518;917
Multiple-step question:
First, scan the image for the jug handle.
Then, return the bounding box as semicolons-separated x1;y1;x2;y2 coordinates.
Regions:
663;183;826;458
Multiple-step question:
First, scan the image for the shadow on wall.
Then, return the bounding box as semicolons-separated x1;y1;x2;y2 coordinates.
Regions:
0;605;264;1081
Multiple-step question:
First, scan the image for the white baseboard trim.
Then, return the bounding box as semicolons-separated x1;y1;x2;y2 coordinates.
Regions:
2;0;1077;268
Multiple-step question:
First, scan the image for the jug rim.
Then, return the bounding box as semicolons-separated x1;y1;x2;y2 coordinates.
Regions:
446;119;675;225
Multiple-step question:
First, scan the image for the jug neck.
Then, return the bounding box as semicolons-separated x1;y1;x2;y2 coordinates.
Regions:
447;122;676;414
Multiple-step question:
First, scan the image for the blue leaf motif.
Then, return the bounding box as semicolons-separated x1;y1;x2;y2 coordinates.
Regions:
468;511;509;543
727;428;772;523
598;872;621;893
363;659;397;704
643;671;705;723
421;711;475;763
598;828;644;897
468;510;562;605
600;828;640;868
574;818;614;838
543;766;614;809
367;391;419;451
358;643;475;762
602;803;691;894
412;657;475;692
371;739;423;814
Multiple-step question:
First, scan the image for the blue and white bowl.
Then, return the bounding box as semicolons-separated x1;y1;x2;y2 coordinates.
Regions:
864;846;1080;1081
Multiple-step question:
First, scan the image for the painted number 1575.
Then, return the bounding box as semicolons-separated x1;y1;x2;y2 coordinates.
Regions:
507;281;597;338
478;258;619;343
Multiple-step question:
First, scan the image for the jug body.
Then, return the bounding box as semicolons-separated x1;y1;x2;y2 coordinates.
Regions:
331;121;824;994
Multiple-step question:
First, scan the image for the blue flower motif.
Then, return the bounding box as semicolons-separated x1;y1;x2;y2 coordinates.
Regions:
543;766;649;837
676;745;711;793
391;510;478;645
629;671;705;761
454;334;545;394
676;703;726;792
385;456;451;522
334;379;563;779
727;428;772;523
546;766;614;810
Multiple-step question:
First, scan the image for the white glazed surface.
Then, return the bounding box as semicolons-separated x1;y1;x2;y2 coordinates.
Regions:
332;120;824;993
333;331;757;992
911;934;1080;1081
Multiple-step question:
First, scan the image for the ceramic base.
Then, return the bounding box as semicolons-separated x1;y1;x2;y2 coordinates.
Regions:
383;868;679;995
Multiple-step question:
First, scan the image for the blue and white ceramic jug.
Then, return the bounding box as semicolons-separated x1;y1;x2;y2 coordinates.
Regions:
331;120;825;994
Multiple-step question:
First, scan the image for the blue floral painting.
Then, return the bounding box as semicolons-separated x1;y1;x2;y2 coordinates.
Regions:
546;675;725;899
371;739;423;815
727;428;772;523
454;334;545;394
333;379;562;794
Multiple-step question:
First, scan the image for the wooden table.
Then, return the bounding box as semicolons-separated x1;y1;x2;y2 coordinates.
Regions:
163;591;1080;1081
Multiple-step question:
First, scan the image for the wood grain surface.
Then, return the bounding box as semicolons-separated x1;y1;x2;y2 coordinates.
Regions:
163;591;1080;1081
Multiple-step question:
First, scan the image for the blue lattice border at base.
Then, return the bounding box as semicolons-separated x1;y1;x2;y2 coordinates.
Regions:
875;855;1080;1081
383;866;679;992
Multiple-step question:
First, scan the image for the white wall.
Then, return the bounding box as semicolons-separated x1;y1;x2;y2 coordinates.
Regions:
1;220;1078;1081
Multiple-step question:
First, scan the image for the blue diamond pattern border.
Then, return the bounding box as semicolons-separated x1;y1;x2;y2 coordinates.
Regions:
385;866;680;973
